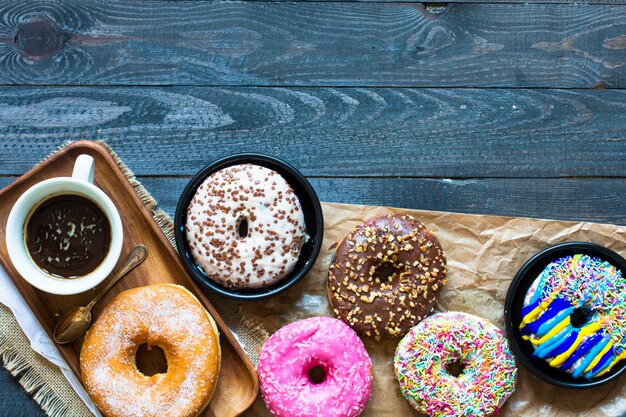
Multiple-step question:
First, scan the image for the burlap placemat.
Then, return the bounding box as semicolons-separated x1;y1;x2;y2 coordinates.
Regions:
0;141;267;417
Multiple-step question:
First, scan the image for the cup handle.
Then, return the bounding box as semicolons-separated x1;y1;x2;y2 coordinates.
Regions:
72;154;95;183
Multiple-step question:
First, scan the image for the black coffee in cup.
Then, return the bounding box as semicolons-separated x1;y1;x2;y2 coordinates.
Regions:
25;194;111;278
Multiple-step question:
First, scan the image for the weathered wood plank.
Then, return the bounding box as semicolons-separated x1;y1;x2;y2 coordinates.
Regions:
269;0;626;3
138;177;626;226
0;2;624;87
1;176;624;225
0;87;624;177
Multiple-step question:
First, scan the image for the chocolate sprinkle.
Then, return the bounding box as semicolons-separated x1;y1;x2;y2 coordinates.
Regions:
186;164;306;290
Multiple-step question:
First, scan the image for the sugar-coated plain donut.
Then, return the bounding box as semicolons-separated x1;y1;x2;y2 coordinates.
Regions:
328;214;447;340
394;311;517;417
80;284;221;417
258;317;373;417
186;163;306;289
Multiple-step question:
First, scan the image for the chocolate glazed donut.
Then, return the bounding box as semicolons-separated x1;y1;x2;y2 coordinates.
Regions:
327;214;447;340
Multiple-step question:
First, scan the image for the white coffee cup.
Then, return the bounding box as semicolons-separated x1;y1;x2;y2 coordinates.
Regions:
6;154;123;295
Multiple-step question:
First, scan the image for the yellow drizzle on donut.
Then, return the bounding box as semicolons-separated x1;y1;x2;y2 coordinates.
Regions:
548;322;603;367
528;316;570;345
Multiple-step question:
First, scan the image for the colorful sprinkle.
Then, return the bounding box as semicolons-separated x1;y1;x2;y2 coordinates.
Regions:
520;254;626;379
394;312;517;417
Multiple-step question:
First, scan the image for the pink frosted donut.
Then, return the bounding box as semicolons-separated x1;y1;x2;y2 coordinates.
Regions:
258;317;373;417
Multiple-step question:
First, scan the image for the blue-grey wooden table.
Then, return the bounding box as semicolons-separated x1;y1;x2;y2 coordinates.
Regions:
0;1;625;416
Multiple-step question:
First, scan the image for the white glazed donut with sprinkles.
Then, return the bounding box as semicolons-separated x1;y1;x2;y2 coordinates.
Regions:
394;311;517;417
186;163;307;289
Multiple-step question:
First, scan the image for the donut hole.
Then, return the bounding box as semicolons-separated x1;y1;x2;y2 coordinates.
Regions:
571;307;590;328
135;343;168;376
237;217;249;238
307;365;326;384
374;262;401;283
445;359;465;377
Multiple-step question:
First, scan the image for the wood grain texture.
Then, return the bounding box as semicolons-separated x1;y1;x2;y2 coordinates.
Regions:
113;177;626;226
2;175;624;225
0;1;624;414
0;2;624;87
270;0;626;3
0;88;625;177
0;141;258;417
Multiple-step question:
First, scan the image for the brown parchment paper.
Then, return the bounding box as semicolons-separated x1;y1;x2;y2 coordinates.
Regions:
242;202;626;417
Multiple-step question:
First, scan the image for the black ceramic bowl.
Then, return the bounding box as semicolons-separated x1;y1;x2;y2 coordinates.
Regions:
504;241;626;389
174;153;324;300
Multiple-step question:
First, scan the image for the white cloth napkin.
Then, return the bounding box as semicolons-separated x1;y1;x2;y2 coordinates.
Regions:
0;263;102;417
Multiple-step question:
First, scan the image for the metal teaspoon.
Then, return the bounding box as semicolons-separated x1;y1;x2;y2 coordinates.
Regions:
53;244;148;344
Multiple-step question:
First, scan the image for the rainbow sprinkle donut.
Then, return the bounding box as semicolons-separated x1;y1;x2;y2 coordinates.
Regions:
394;311;517;417
520;254;626;379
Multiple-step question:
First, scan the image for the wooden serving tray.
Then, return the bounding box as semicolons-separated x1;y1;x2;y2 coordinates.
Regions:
0;141;258;417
